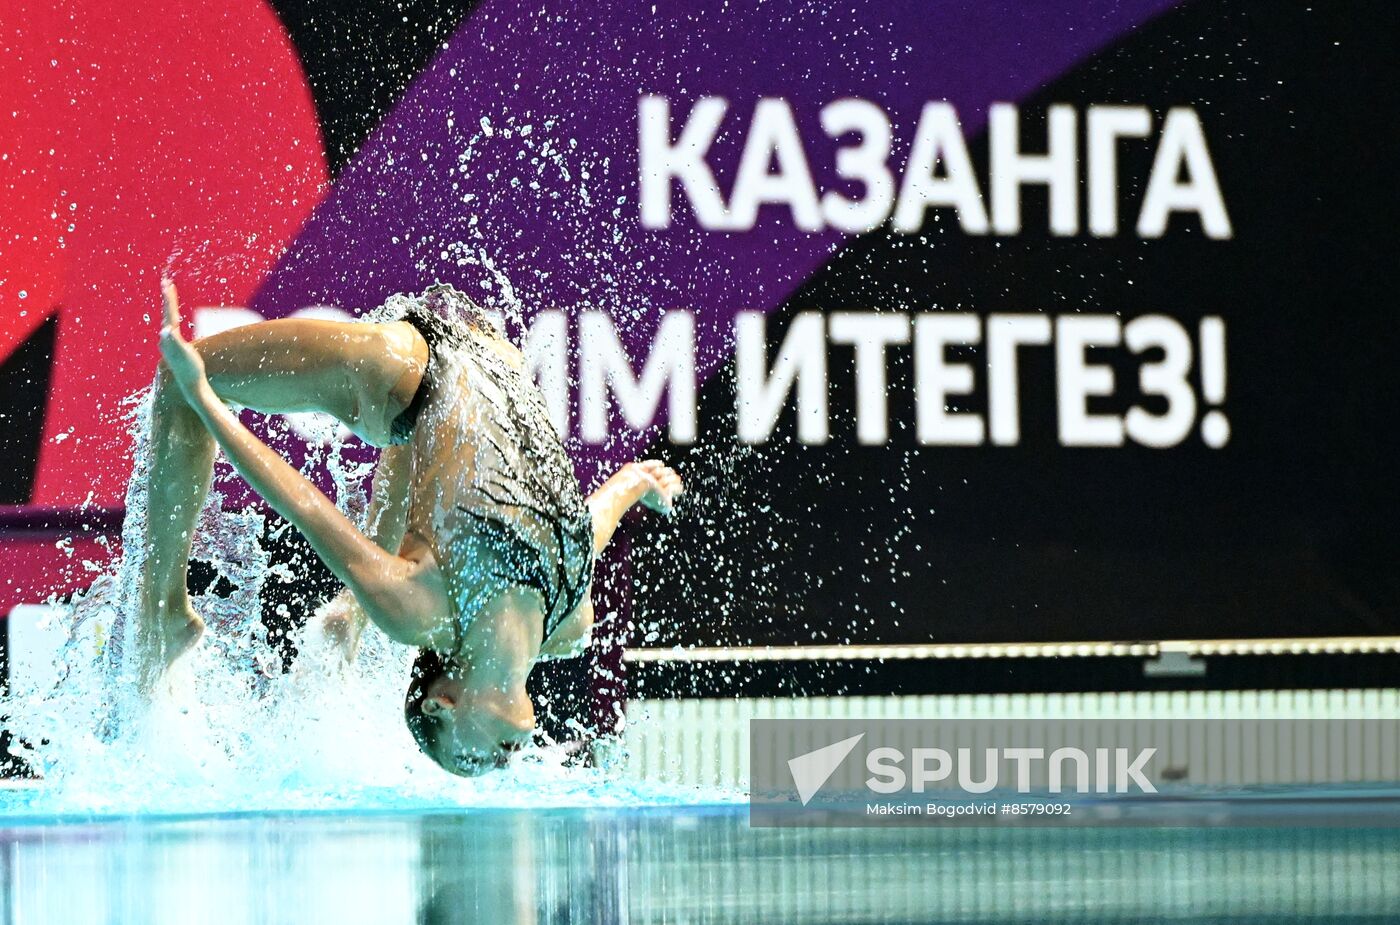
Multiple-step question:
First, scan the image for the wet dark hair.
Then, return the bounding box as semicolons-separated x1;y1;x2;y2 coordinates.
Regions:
419;282;491;330
404;648;448;759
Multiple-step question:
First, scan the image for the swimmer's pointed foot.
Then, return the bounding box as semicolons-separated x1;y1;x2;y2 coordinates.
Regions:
93;607;201;744
132;603;205;699
97;606;204;741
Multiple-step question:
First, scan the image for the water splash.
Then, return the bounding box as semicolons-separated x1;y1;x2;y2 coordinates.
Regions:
0;356;735;820
0;114;772;816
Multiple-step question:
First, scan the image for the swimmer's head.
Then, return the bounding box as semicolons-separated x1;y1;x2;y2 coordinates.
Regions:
404;649;534;777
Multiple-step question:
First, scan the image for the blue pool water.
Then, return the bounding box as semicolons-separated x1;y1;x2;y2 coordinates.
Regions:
3;795;1399;924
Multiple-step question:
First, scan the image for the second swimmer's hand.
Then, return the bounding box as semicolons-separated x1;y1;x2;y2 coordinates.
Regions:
157;279;213;406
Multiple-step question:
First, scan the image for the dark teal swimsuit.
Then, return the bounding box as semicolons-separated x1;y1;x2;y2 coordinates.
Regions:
387;285;594;641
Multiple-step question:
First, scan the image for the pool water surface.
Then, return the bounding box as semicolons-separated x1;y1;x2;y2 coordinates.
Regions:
2;798;1398;924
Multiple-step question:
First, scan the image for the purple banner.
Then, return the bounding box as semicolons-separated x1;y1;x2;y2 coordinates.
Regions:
251;0;1178;481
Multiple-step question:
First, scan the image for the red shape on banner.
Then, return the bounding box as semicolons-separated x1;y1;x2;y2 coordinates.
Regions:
0;0;328;506
1;0;328;612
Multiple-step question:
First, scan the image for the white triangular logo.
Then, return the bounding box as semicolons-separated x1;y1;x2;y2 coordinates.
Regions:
787;733;865;806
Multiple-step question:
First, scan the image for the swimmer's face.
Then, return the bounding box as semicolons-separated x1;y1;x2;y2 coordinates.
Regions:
405;650;533;777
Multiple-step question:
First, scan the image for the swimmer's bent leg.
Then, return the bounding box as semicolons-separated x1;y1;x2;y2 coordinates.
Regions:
137;317;425;691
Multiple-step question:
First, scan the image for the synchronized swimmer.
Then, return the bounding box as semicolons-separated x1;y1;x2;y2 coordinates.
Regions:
144;279;682;776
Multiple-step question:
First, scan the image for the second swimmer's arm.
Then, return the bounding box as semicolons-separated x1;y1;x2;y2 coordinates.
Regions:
321;443;413;655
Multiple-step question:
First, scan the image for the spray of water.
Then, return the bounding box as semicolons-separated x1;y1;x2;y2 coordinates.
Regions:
0;317;735;821
0;117;769;816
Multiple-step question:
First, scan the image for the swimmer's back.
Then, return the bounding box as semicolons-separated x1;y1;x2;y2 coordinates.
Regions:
386;287;593;646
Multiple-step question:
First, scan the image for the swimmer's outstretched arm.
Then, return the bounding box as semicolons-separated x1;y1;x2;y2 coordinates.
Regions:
157;283;447;648
586;460;684;554
537;461;683;659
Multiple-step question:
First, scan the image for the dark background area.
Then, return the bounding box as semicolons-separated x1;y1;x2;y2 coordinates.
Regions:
633;0;1400;647
269;0;484;178
3;0;1398;671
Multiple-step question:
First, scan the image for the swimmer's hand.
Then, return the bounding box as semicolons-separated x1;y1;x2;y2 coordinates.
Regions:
630;459;684;516
586;460;684;554
157;279;213;405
